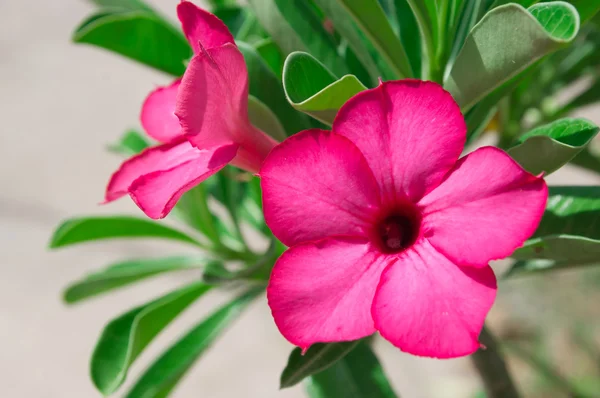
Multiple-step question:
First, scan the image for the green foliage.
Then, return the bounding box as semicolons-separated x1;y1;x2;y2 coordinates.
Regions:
446;2;580;111
283;52;366;125
280;341;361;388
305;341;398;398
73;8;191;76
91;282;212;394
508;118;599;175
64;256;207;303
49;216;203;249
107;130;151;156
510;186;600;275
125;287;262;398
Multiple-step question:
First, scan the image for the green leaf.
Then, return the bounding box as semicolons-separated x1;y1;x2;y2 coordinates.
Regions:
73;10;191;76
49;216;203;249
280;341;360;389
125;287;262;398
255;38;284;76
394;0;422;77
247;0;307;56
64;256;207;304
91;282;211;395
312;0;381;84
568;0;600;24
274;0;349;77
247;95;287;141
237;41;311;135
571;145;600;174
507;118;599;174
305;341;397;398
88;0;152;11
510;186;600;273
445;2;580;111
107;130;151;156
337;0;414;78
283;52;366;125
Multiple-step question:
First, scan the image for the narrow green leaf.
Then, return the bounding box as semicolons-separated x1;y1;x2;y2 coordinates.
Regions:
312;0;381;83
91;282;212;395
394;0;422;77
280;341;360;389
510;186;600;273
49;216;203;249
73;10;191;76
237;41;311;135
507;118;599;175
446;2;580;111
64;256;207;303
271;0;349;77
283;52;366;125
255;38;284;76
337;0;414;78
247;0;307;56
88;0;152;11
107;130;151;156
125;287;262;398
566;0;600;24
305;341;397;398
247;95;287;141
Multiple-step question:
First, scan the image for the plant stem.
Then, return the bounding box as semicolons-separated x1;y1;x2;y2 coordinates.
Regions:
471;325;521;398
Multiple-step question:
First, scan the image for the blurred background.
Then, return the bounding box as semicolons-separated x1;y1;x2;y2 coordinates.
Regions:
1;0;600;397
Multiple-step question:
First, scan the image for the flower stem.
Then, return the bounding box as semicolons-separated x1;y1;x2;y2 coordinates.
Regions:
471;325;521;398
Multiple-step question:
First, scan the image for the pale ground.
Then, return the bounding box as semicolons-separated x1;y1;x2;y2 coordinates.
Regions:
0;1;599;397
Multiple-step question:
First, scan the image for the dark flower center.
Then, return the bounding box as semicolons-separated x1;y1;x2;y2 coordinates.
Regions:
373;204;421;254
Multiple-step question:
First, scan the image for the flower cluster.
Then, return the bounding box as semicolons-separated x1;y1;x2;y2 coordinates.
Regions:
105;1;547;358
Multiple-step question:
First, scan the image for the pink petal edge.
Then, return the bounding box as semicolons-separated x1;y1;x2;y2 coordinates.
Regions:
333;79;466;204
177;0;235;54
372;239;497;358
140;79;182;143
267;237;390;350
260;129;381;247
419;146;548;266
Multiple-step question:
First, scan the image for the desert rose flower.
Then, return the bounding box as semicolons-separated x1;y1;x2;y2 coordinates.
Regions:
105;1;277;219
261;80;548;358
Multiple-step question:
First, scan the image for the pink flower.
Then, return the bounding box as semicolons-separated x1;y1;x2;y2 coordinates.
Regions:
261;80;548;358
105;1;277;219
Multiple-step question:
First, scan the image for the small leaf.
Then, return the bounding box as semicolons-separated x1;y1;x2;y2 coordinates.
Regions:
107;130;151;156
49;216;203;249
255;38;284;76
337;0;414;78
73;10;191;76
283;52;366;125
446;2;580;111
312;0;381;83
280;341;360;389
88;0;152;11
63;256;207;303
508;118;599;175
125;287;262;398
237;41;311;135
247;95;287;141
305;341;397;398
91;282;212;395
510;186;600;274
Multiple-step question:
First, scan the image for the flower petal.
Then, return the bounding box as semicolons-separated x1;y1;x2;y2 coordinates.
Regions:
105;139;238;219
372;239;497;358
140;79;181;143
176;43;249;149
260;129;381;247
419;146;548;266
267;237;389;350
105;139;198;202
333;80;466;203
177;0;234;53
